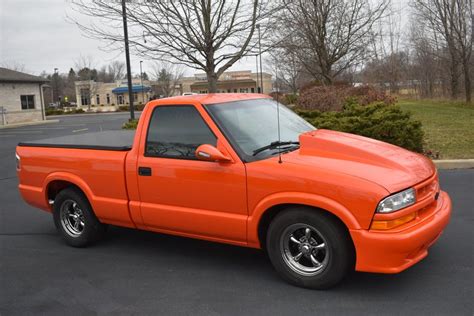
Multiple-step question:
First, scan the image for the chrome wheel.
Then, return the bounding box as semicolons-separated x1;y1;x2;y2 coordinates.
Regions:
280;224;329;276
60;199;85;237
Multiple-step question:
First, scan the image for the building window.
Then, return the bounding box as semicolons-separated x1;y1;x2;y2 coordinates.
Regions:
96;94;100;105
133;92;138;101
106;94;110;104
20;95;35;110
251;87;255;93
227;89;231;93
146;106;216;159
117;94;124;104
234;89;237;93
80;88;90;106
240;88;249;93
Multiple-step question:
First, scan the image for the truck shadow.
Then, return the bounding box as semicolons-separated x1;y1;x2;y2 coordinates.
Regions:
98;225;434;294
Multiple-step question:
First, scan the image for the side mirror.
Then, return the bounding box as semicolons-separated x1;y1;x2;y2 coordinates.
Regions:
195;144;231;163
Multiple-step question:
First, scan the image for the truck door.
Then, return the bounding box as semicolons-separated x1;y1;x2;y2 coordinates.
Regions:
136;104;248;244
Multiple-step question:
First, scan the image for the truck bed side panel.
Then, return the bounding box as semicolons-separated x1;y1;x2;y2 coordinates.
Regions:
17;146;134;227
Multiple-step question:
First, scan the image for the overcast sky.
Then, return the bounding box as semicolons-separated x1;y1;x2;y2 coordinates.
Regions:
1;0;409;78
0;0;257;77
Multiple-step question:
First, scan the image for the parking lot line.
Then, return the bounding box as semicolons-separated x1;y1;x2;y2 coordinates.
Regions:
72;128;89;133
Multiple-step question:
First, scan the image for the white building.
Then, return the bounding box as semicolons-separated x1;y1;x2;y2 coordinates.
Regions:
0;67;48;126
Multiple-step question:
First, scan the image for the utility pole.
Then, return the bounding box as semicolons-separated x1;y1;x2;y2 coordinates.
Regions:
121;0;135;120
257;24;264;94
53;68;58;106
255;55;260;93
140;61;144;104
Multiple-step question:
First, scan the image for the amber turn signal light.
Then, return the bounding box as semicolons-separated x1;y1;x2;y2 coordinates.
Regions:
370;212;417;230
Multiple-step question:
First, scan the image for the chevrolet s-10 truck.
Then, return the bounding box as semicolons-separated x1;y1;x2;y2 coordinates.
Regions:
16;94;451;289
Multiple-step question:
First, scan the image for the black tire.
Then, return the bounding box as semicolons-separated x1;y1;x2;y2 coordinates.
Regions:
53;187;106;247
266;207;354;289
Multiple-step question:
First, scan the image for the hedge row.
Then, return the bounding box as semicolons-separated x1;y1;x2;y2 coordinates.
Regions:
297;85;396;111
45;108;85;116
296;101;424;153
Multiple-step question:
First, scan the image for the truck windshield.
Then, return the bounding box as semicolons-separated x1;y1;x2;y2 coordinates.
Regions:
205;98;315;162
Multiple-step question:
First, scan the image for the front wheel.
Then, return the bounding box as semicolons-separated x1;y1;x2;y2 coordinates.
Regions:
266;207;355;289
53;188;106;247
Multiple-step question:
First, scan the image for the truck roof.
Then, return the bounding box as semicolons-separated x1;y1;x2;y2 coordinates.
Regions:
150;93;271;106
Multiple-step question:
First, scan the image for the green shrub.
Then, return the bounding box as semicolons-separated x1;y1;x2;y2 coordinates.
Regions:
118;104;146;112
69;108;85;114
136;103;146;111
297;85;396;111
296;102;424;153
45;109;64;116
285;94;298;105
122;119;139;130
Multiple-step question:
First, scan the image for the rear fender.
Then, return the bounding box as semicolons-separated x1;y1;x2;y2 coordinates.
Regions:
43;172;135;227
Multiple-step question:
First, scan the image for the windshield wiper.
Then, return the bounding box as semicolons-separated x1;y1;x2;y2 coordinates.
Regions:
252;141;299;156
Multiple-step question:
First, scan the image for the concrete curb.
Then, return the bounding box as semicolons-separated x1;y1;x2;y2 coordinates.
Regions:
434;159;474;170
0;119;60;130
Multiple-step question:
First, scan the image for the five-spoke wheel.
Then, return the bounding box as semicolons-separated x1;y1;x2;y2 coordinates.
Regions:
53;188;106;247
280;224;329;276
266;207;355;289
60;200;86;237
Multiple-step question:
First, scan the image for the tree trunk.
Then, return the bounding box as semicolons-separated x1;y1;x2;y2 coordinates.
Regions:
463;59;472;103
450;58;460;99
207;72;218;93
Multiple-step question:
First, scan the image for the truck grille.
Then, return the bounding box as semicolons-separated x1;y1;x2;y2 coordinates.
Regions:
414;172;440;218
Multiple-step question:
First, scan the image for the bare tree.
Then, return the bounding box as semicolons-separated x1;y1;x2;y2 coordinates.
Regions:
151;62;184;97
412;0;473;102
275;0;388;85
267;48;304;94
366;0;406;93
108;61;126;81
1;61;27;72
71;0;277;93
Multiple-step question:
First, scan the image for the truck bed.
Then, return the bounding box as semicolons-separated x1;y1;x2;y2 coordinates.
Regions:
18;130;135;151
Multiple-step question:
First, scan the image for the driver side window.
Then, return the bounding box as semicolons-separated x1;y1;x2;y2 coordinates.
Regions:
145;105;217;159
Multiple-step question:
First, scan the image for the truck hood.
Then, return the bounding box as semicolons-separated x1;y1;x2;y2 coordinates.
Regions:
284;130;435;193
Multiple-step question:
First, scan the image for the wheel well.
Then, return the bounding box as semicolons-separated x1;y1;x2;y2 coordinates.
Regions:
47;180;82;202
257;204;355;253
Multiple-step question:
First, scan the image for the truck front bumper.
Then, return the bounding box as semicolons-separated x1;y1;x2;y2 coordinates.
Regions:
350;190;451;273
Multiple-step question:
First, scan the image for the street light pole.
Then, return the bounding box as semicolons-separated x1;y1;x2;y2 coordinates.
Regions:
254;54;260;93
121;0;135;120
140;61;144;104
256;24;264;94
53;68;59;107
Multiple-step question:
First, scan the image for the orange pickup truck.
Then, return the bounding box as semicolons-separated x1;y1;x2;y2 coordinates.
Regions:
17;94;451;289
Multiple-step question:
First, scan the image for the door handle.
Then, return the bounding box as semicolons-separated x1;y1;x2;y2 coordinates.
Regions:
138;166;152;176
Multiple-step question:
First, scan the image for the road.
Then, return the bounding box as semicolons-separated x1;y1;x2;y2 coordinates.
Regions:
1;113;473;315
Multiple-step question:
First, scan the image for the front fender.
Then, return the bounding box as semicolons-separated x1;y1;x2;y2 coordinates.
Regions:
247;192;361;248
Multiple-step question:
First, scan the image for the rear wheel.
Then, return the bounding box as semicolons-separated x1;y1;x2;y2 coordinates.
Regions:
53;188;106;247
266;207;354;289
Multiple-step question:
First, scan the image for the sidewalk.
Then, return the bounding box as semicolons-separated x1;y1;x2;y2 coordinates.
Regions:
0;119;59;129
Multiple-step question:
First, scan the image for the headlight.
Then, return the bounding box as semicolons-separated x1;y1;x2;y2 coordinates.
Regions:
376;188;416;213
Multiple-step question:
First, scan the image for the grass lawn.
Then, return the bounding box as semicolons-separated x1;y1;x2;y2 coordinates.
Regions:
398;99;474;159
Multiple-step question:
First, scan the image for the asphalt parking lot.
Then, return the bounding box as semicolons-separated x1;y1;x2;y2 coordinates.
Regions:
1;113;473;315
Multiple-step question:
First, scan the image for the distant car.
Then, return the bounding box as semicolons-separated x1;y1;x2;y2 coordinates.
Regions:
16;93;451;289
48;103;59;108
